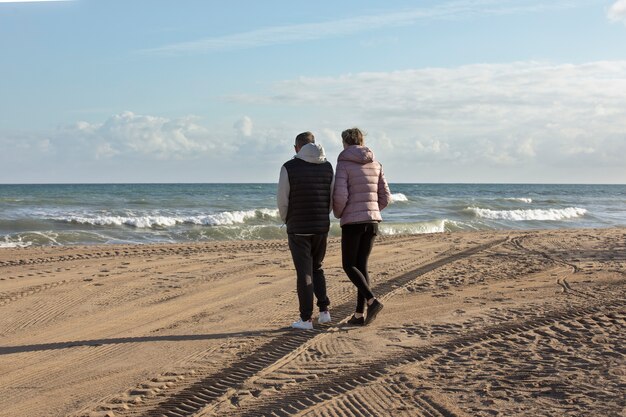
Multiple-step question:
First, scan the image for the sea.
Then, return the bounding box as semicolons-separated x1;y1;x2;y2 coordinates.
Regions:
0;183;624;248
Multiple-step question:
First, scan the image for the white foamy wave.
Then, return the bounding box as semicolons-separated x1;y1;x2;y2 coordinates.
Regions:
466;207;587;221
0;236;32;248
379;220;446;235
54;209;280;229
390;193;408;203
0;241;25;248
504;197;532;203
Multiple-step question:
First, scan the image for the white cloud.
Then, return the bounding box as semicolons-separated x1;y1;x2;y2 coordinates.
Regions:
566;145;595;155
416;139;449;154
95;142;119;159
0;112;301;182
608;0;626;22
7;111;298;164
234;116;253;137
231;60;626;176
142;0;594;55
3;60;625;183
369;131;394;153
69;111;232;160
517;138;536;158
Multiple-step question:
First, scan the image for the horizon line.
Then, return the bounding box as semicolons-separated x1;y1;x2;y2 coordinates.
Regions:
1;182;625;186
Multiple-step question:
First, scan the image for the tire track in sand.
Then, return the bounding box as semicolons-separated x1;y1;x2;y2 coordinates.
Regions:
0;279;73;307
224;297;624;417
0;241;290;269
107;238;508;417
512;235;604;301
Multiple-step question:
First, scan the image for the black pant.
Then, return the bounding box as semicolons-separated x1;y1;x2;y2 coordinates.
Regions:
341;223;378;314
288;233;330;321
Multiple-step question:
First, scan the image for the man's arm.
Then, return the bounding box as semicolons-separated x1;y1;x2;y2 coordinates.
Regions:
277;165;290;223
329;170;335;214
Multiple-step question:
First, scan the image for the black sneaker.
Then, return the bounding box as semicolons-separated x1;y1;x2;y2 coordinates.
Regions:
365;300;384;325
346;315;364;326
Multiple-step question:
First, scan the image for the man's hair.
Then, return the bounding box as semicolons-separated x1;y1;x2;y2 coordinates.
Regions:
341;128;365;146
295;131;315;148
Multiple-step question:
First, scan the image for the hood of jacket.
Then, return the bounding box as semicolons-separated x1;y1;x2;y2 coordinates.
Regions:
338;145;374;165
295;143;327;164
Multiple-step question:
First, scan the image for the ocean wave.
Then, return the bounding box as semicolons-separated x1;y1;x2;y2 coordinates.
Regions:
0;236;33;248
466;206;587;221
503;197;532;203
379;220;447;235
53;209;280;229
186;225;287;241
0;241;29;248
0;242;24;248
390;193;409;203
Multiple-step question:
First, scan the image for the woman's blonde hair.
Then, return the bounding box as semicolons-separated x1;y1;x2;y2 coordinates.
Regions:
341;127;365;146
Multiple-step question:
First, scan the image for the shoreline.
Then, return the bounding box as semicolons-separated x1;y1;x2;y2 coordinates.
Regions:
1;228;624;416
1;225;624;252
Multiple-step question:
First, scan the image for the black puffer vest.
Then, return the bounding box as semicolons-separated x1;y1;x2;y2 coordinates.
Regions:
283;158;334;234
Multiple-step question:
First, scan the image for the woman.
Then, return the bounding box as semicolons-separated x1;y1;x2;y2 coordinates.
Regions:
333;127;391;325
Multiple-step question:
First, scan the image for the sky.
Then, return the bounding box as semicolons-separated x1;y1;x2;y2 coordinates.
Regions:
1;0;625;184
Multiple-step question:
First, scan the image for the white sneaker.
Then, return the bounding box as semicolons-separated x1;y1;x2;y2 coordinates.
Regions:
318;311;331;324
291;319;313;330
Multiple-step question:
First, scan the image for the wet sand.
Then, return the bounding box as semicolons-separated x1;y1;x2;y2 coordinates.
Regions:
0;228;624;417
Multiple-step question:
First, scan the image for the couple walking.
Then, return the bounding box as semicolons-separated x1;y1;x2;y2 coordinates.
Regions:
277;128;391;330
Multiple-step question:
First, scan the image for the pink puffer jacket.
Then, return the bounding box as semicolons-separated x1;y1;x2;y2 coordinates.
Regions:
333;145;391;226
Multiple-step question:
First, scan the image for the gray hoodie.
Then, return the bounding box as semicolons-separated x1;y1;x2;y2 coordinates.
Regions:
277;143;334;223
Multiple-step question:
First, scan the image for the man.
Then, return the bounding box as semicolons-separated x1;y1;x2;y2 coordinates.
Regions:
277;131;334;330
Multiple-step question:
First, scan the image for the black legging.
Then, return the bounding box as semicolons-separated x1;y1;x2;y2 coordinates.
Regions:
341;222;378;314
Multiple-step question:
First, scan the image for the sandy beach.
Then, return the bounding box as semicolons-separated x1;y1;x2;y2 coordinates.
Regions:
0;228;624;417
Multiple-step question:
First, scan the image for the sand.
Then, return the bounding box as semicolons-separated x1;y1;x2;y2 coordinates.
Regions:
0;228;624;417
